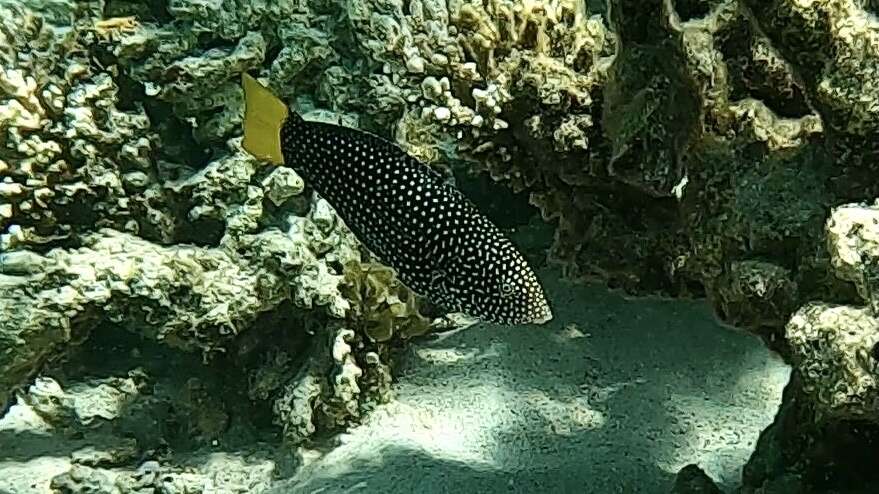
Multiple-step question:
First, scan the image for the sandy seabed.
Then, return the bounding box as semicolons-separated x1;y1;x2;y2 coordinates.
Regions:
273;272;791;493
0;271;790;494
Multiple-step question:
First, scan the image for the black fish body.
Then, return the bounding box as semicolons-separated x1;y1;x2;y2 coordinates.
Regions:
242;74;552;325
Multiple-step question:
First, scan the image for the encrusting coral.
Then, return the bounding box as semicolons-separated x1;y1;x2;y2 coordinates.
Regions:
772;201;879;443
737;201;879;493
0;0;428;450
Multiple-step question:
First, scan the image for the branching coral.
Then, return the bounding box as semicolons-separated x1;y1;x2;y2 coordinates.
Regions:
270;321;394;444
0;3;174;251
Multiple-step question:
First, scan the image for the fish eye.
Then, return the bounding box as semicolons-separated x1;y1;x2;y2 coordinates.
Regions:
500;282;514;297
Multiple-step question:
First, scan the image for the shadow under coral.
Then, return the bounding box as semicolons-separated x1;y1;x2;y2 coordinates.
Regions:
0;269;790;494
0;318;294;493
270;271;791;494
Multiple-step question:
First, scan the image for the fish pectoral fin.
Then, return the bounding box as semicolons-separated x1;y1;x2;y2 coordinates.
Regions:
241;73;288;165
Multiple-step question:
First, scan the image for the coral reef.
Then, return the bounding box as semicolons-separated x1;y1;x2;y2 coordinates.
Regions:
0;0;426;451
788;302;878;422
3;0;879;491
739;201;879;493
0;325;284;494
322;0;879;490
826;201;879;315
0;2;174;251
786;201;879;424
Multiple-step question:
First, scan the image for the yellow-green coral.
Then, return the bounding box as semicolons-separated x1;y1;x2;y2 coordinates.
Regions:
341;261;431;342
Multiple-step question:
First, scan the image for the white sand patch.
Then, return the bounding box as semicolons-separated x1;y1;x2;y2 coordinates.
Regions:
275;270;791;493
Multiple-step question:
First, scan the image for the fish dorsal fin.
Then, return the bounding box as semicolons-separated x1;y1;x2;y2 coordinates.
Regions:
241;73;288;165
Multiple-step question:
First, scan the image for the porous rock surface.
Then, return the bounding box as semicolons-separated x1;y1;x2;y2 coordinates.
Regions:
0;0;427;452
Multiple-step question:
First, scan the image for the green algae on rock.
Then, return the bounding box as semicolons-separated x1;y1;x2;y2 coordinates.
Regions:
341;261;432;343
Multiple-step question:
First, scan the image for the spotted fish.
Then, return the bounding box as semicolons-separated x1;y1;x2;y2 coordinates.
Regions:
241;73;552;325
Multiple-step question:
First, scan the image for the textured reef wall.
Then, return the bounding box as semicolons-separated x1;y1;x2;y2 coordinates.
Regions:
1;0;878;492
0;0;429;452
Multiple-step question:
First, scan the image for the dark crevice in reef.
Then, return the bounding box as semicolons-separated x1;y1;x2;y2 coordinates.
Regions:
717;19;812;119
143;100;212;168
744;372;879;493
174;216;226;247
110;64;217;246
49;318;290;454
263;44;284;73
671;0;718;22
104;0;172;23
586;0;610;18
52;191;101;233
258;192;312;235
610;0;670;46
518;19;542;52
196;32;241;52
741;0;836;83
113;73;148;112
591;185;688;293
455;167;538;230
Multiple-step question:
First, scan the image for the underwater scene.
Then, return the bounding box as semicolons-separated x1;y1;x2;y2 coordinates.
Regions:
0;0;878;492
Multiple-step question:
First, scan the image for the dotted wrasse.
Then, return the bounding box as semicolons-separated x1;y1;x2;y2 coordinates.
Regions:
241;73;552;325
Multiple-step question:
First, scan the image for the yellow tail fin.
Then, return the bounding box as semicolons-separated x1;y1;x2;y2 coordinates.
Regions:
241;73;288;165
